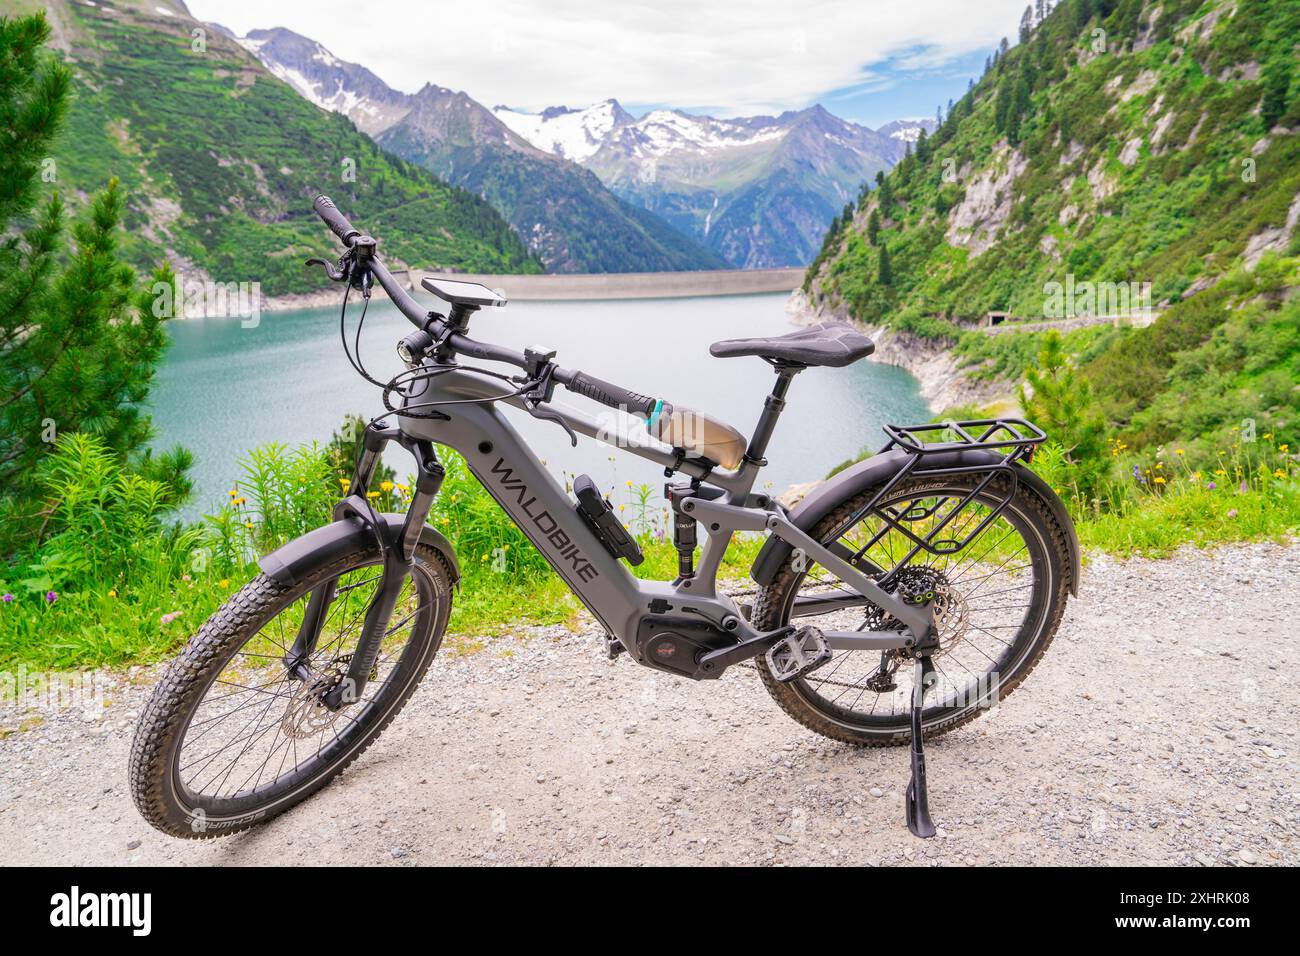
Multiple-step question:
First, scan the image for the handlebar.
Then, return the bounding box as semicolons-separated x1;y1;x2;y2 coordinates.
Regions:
312;194;666;421
312;195;362;246
563;372;659;419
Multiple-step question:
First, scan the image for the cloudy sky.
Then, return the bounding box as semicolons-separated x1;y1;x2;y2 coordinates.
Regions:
187;0;1031;127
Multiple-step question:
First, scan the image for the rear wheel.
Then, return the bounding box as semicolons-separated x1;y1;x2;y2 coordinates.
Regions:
752;473;1070;746
129;543;452;838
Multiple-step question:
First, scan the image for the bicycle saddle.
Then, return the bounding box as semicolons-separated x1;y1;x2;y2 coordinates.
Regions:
709;321;875;368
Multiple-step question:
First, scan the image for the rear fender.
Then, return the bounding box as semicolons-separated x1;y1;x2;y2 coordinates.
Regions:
259;514;460;588
750;449;1079;595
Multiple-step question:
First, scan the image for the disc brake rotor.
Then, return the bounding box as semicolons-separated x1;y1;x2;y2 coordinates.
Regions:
863;565;970;658
281;654;355;740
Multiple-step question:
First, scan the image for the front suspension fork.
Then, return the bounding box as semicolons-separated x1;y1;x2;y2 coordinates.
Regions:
283;424;443;708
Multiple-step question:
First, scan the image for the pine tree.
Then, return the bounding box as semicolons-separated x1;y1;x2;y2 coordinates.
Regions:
995;79;1014;134
876;243;893;287
1019;5;1035;44
0;12;185;547
876;177;893;214
866;208;881;246
1021;331;1108;499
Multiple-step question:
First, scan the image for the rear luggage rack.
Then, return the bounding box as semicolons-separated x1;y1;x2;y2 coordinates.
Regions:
825;418;1049;574
880;417;1047;459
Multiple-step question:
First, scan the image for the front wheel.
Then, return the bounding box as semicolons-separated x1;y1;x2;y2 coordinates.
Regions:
129;543;453;838
753;472;1072;746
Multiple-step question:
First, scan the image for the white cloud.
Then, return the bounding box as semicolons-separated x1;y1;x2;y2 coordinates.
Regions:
188;0;1029;115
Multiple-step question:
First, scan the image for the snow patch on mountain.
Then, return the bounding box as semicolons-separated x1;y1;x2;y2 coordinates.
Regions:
493;101;626;162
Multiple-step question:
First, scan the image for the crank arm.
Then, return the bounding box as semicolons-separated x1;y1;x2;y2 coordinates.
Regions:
695;625;795;677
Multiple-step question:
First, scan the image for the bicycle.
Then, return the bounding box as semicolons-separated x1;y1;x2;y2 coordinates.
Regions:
129;196;1081;840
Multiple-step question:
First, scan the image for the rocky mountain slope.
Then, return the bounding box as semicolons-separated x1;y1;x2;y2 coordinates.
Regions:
496;102;930;268
239;28;727;274
29;0;538;297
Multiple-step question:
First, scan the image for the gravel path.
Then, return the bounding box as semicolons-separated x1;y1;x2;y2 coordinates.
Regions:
2;541;1297;866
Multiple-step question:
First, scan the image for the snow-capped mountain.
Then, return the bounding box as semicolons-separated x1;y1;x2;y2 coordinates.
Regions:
235;25;928;270
236;28;725;274
236;29;412;136
495;101;915;267
876;118;938;145
493;101;635;163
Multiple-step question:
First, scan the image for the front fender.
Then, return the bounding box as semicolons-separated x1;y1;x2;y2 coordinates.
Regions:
750;449;1079;595
258;514;460;587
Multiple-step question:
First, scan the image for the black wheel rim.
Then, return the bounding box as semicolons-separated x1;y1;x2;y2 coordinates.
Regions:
782;482;1050;731
172;557;439;815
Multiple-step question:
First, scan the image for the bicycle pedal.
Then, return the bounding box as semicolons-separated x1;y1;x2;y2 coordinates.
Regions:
766;626;831;683
602;632;626;660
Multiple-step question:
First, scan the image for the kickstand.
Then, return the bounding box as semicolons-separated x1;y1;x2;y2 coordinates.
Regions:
905;654;938;839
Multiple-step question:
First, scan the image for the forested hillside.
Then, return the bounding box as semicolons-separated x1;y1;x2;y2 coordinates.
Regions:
804;0;1299;324
27;0;539;296
801;0;1299;463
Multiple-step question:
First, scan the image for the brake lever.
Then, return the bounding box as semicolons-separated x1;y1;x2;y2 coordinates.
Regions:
520;364;577;446
305;254;350;282
525;399;578;447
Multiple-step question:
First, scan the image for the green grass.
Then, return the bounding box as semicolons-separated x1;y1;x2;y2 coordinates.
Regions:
1075;479;1300;557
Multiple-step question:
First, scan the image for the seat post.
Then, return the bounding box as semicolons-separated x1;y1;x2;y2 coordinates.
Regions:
743;362;803;466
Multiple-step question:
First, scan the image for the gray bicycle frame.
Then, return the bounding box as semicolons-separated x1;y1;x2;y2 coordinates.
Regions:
398;365;932;671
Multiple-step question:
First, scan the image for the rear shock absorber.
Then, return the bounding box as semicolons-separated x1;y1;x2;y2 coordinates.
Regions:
666;482;699;583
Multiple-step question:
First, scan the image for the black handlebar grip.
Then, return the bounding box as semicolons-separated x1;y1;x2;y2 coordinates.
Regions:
567;372;659;418
313;195;361;246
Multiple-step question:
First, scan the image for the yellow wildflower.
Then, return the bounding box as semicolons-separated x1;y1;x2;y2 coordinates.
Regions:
1153;476;1166;484
340;478;351;491
367;491;380;498
381;480;394;492
219;579;230;588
